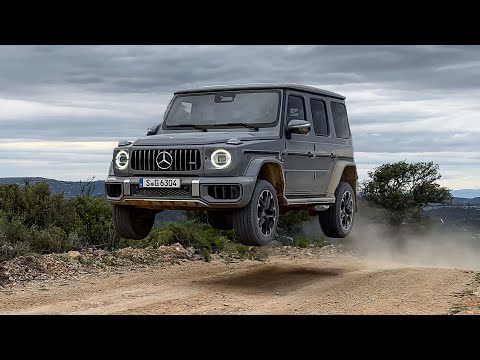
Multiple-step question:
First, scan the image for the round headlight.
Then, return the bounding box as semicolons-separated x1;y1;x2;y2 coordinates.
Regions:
211;149;231;169
115;150;129;170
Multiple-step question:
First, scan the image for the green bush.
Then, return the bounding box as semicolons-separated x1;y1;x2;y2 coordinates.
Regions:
70;196;124;249
132;222;227;260
30;226;73;254
0;182;267;263
182;210;208;224
0;182;78;233
0;213;32;262
278;210;310;234
293;235;327;248
0;182;125;261
129;222;264;262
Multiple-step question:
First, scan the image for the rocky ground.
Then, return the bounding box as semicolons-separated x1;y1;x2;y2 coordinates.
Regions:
0;243;479;315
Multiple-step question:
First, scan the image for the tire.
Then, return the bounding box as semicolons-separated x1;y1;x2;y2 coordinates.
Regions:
232;180;279;246
318;181;355;238
207;211;233;230
112;205;155;240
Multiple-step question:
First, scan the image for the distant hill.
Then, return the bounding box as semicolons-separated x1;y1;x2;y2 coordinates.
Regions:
1;178;479;205
451;189;480;199
0;177;105;198
451;197;480;205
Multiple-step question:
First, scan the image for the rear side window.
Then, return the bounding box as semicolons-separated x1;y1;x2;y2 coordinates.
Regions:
287;95;306;122
310;99;329;136
331;102;350;139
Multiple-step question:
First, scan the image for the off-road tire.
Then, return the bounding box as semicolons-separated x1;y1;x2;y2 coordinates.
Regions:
232;180;279;246
318;181;355;238
112;205;155;240
207;211;233;230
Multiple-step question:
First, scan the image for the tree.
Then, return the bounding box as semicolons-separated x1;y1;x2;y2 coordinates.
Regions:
79;175;97;197
361;161;452;226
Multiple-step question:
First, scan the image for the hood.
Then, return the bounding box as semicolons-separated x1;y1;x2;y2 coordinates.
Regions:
132;131;279;146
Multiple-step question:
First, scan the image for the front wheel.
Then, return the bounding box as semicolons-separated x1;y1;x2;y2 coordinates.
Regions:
232;180;279;246
112;205;155;240
318;181;355;238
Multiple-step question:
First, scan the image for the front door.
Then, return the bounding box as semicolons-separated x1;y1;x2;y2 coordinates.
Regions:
283;92;317;197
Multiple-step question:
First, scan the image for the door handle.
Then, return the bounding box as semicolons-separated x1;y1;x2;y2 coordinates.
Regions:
307;151;315;158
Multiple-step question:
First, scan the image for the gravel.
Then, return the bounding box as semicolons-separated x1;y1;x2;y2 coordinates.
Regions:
0;243;197;287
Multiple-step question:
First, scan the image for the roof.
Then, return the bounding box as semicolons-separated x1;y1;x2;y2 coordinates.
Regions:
174;83;346;100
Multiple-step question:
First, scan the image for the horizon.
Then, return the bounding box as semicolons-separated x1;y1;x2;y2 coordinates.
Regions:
1;45;479;189
1;176;479;196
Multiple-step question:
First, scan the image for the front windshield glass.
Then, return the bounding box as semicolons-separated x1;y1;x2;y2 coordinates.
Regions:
164;91;280;128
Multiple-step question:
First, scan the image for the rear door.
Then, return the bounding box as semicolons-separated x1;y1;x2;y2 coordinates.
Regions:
308;96;337;195
283;92;317;196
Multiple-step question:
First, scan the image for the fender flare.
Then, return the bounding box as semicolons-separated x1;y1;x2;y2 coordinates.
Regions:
326;161;358;198
244;158;287;204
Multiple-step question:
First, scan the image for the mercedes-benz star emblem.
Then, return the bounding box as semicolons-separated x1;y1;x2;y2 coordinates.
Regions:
156;150;173;170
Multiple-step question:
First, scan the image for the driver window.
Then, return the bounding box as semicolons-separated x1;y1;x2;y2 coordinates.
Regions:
287;95;306;121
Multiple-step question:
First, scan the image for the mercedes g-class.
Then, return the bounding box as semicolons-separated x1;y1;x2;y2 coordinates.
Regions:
105;84;357;245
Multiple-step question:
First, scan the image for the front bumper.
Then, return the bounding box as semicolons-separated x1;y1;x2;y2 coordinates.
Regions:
105;176;256;210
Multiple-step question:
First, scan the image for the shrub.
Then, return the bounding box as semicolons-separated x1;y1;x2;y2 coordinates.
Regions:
278;210;310;234
0;213;32;262
129;222;264;261
70;196;124;249
0;182;78;233
183;210;208;224
0;181;267;263
30;226;73;254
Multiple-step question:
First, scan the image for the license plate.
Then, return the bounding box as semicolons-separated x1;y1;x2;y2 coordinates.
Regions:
139;178;181;188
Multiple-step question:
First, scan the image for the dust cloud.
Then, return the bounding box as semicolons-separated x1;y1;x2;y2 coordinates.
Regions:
300;217;480;270
346;220;480;270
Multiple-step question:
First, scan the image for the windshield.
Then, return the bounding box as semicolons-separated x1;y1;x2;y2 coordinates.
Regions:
164;91;280;129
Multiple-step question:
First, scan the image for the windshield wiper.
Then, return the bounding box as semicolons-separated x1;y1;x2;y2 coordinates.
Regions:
216;123;259;131
174;124;208;132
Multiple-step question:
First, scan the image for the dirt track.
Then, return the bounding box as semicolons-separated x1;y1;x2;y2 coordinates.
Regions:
1;252;478;315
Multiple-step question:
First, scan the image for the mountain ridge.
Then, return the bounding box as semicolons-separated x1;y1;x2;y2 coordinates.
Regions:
1;177;479;204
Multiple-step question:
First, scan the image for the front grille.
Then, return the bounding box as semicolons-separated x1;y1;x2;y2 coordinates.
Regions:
130;185;191;198
131;149;201;171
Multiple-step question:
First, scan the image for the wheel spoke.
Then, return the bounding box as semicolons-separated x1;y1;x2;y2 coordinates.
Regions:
339;190;354;231
259;217;266;227
256;189;278;237
265;195;271;210
259;197;266;209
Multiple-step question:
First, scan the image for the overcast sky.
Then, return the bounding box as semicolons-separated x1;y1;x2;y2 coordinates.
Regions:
0;45;479;190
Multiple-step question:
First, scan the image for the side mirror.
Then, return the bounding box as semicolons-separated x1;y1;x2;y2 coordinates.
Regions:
286;119;311;138
146;123;160;136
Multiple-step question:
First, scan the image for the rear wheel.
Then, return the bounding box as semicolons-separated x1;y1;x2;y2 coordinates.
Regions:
318;181;355;238
112;205;155;240
207;211;233;230
232;180;279;246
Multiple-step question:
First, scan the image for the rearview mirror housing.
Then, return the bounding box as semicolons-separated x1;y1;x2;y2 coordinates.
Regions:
286;119;311;138
146;123;161;136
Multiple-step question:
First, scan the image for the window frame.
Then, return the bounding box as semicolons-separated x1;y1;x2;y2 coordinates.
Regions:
330;101;351;139
309;98;330;137
162;89;283;130
285;94;309;136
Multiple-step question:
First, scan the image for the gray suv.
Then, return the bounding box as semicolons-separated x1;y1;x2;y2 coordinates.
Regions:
105;84;357;246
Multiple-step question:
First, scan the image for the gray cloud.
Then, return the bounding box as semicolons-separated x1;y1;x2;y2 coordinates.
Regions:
0;45;479;188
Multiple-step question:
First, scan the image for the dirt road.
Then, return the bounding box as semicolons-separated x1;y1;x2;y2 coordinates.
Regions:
1;252;478;314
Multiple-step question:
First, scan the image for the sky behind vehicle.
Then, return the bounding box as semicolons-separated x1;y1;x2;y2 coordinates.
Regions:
0;45;479;190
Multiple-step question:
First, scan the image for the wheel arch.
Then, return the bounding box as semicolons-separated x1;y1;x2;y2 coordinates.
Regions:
244;158;288;206
327;161;358;210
